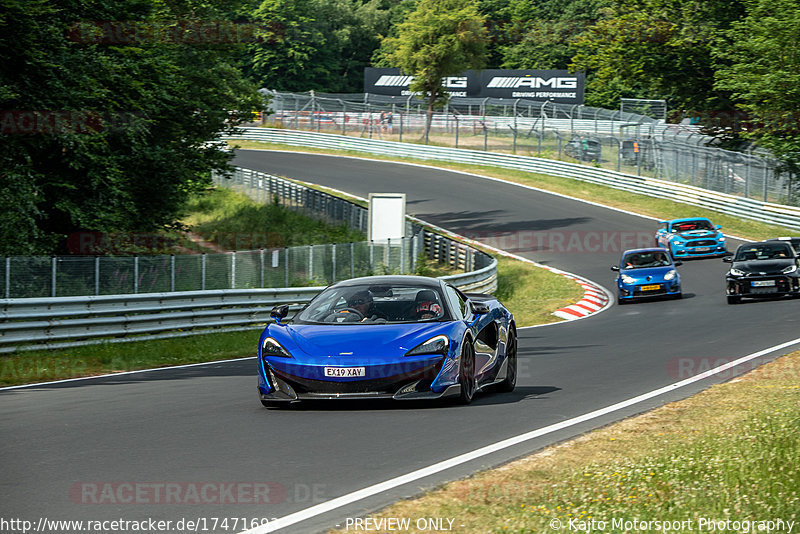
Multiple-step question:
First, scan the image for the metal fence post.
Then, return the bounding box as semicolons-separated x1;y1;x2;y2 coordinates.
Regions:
331;243;336;283
171;255;176;291
260;249;265;288
350;242;355;278
134;256;139;294
51;257;56;298
201;254;206;291
285;247;290;287
4;257;9;298
308;245;313;281
94;256;100;296
231;252;236;289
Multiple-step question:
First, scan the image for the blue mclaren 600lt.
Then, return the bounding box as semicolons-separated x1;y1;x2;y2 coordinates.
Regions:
257;275;517;407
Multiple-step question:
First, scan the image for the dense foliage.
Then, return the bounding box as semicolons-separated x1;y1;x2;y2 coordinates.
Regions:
0;0;264;255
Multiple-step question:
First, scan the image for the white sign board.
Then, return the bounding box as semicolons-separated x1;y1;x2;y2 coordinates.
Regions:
368;193;406;242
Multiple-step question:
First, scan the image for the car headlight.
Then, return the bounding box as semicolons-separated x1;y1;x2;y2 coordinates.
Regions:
782;265;797;274
673;241;684;246
621;275;636;284
719;236;726;241
262;337;292;358
729;268;746;277
405;335;449;357
664;269;677;281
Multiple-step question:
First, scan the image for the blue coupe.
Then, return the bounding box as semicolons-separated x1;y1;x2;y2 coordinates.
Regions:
655;217;727;258
257;275;517;407
612;248;683;304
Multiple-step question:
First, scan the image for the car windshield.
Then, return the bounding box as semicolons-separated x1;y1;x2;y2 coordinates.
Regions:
734;244;794;261
671;220;713;232
622;251;672;269
294;283;451;324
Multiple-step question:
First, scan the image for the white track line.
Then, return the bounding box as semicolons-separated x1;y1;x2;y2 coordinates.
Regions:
240;335;800;533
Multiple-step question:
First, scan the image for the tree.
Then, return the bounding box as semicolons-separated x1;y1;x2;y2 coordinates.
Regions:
0;0;264;255
247;0;397;93
500;0;609;71
571;0;745;111
714;0;800;188
382;0;487;143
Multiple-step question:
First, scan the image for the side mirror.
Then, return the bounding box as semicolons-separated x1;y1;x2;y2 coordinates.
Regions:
722;257;733;263
716;225;722;230
270;305;289;323
470;301;490;315
673;260;683;266
611;265;620;271
657;220;666;224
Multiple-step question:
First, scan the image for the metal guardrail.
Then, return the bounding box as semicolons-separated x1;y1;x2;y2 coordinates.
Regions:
227;128;800;231
0;252;496;353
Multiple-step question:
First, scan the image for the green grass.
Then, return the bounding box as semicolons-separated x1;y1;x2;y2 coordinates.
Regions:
328;351;800;533
230;140;799;241
0;330;257;387
494;257;584;326
182;187;365;248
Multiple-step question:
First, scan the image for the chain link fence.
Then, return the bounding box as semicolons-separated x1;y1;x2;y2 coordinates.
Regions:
259;91;791;205
2;168;493;299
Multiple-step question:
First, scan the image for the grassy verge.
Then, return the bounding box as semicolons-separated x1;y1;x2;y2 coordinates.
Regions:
230;140;798;241
328;351;800;533
182;186;365;248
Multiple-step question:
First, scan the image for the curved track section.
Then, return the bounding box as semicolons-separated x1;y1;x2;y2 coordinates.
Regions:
2;150;799;534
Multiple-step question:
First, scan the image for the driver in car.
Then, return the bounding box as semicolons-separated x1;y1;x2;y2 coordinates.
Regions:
348;290;373;317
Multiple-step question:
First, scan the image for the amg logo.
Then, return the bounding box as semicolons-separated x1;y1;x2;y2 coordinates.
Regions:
374;75;467;88
487;77;578;89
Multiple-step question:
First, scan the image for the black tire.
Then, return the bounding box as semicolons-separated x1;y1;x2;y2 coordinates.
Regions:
617;295;628;305
495;328;517;393
727;295;741;305
457;340;477;405
672;292;683;300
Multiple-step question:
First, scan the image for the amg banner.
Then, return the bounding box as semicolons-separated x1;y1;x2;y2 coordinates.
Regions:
364;68;585;104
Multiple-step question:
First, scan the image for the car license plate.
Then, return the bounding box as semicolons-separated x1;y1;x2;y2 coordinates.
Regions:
640;284;661;291
693;247;711;252
751;280;776;287
324;366;365;378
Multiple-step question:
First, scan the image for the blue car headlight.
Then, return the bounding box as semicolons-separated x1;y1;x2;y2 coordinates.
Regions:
664;269;677;281
262;337;292;358
673;240;685;246
405;335;449;357
620;274;636;284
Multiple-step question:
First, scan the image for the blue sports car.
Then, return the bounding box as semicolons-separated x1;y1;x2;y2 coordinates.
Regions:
655;217;727;258
257;275;517;407
612;248;683;304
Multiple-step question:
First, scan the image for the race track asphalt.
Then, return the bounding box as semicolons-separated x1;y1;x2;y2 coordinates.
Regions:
2;149;798;533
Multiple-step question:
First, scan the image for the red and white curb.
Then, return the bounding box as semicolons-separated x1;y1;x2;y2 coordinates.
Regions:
552;276;610;320
406;216;613;322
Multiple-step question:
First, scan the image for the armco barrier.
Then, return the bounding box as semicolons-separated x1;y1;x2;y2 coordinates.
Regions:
0;254;496;353
226;128;800;231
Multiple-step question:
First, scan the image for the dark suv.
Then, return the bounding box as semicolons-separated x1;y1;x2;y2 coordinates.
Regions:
724;241;800;304
564;135;602;162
